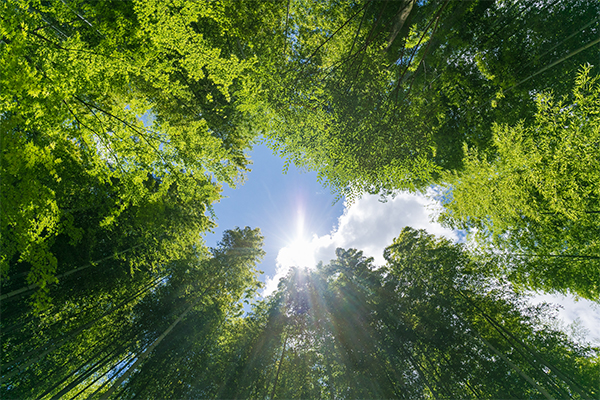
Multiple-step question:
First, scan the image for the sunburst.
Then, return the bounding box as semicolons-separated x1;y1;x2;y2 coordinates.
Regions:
277;237;316;269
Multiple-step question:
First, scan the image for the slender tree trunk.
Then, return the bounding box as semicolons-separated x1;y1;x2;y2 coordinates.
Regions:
70;354;131;400
507;36;600;92
541;211;600;215
380;311;439;399
462;376;482;399
325;336;336;400
404;349;440;400
419;346;456;398
269;333;288;400
466;329;555;400
385;0;415;51
376;346;405;399
0;243;145;301
511;253;600;260
97;298;200;400
379;322;440;400
86;352;139;399
298;1;371;71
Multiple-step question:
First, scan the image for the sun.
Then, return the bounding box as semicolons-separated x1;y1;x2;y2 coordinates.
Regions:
275;205;319;269
277;237;316;269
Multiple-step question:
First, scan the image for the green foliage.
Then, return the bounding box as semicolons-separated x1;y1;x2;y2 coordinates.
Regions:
257;0;599;200
439;65;600;300
0;0;265;306
2;1;599;398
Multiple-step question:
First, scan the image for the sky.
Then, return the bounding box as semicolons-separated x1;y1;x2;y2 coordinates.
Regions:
205;143;599;345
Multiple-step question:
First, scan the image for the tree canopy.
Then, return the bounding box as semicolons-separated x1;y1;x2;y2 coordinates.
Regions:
1;0;268;307
256;0;599;200
438;65;600;301
1;0;598;398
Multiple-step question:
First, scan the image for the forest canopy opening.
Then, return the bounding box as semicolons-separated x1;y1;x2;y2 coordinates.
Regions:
1;0;598;398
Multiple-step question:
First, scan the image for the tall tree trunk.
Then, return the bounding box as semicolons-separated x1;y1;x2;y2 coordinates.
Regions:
97;299;200;400
269;333;288;400
385;0;415;51
0;243;145;301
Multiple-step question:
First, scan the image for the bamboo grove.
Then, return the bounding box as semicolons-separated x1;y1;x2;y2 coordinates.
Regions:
1;0;599;399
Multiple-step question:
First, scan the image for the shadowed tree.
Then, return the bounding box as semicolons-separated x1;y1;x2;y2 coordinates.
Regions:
1;227;265;399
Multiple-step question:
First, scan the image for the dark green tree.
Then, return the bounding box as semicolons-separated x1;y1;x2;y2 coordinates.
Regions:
1;227;265;399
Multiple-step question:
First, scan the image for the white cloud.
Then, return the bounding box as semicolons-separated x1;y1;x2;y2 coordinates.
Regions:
263;190;458;296
529;293;600;346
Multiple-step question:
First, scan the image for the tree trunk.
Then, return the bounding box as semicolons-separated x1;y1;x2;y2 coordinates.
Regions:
269;333;288;400
385;0;415;52
97;299;200;400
